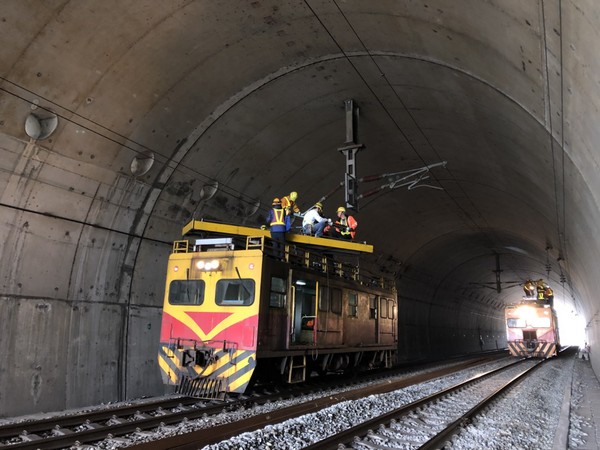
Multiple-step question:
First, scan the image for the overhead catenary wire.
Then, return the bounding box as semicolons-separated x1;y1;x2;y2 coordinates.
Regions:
541;0;571;290
305;0;575;291
304;0;496;230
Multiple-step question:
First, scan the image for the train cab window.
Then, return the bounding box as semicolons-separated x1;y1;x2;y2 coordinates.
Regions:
168;280;205;305
531;317;551;328
388;300;396;319
507;318;526;328
348;292;358;317
369;296;377;319
269;276;286;308
216;279;255;306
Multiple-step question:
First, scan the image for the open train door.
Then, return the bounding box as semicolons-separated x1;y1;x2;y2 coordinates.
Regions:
290;272;317;345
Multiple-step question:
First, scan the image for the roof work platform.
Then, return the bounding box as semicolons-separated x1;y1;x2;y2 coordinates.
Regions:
181;219;374;254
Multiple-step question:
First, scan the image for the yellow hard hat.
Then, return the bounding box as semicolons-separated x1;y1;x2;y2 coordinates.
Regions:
337;206;346;213
272;197;281;205
290;191;298;201
315;202;323;209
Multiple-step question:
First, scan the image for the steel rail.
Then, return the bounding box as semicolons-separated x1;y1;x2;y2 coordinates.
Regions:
304;358;533;450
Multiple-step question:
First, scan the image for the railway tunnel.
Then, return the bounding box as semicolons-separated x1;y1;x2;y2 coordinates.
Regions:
0;1;598;417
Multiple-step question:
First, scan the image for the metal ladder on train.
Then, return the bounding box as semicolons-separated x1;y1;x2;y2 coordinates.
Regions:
287;355;307;384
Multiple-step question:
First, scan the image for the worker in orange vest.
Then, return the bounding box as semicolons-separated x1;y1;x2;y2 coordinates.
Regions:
329;206;357;240
281;191;300;217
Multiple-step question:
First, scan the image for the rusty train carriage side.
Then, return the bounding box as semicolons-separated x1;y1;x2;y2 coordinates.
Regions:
158;220;398;399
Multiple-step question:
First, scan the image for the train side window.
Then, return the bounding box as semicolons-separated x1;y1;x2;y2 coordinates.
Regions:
369;296;377;319
380;298;388;319
330;288;342;315
215;279;255;306
269;276;286;308
168;280;205;305
318;286;329;312
348;292;358;317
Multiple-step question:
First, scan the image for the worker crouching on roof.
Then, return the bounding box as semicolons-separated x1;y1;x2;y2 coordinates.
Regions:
328;206;357;240
264;198;290;258
302;202;329;237
523;279;536;299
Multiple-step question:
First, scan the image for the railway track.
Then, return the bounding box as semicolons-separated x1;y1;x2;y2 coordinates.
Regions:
305;358;544;449
0;354;506;449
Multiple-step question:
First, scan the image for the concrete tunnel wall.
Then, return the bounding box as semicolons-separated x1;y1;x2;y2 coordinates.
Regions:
1;1;599;418
0;135;504;417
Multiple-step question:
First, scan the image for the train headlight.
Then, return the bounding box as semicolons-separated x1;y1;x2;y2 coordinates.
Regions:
195;259;221;271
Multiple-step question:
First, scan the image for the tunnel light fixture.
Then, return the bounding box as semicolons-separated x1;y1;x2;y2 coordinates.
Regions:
130;150;154;176
199;181;218;201
245;199;260;217
25;111;58;140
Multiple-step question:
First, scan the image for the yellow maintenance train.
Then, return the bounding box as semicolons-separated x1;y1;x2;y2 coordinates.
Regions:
158;220;398;399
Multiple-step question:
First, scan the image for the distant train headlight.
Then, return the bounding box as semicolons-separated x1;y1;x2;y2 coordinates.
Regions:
196;260;205;270
515;305;535;322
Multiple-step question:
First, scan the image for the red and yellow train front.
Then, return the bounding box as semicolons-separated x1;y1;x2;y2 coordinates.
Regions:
505;303;558;358
158;244;263;398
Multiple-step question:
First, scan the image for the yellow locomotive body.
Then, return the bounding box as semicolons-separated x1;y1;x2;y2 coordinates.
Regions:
158;220;397;399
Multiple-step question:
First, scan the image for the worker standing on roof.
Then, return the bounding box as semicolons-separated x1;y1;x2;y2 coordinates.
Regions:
264;198;290;259
536;279;547;301
302;202;330;238
329;206;358;240
281;191;300;217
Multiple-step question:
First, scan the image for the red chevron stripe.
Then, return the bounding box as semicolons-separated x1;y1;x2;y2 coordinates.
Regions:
160;311;259;349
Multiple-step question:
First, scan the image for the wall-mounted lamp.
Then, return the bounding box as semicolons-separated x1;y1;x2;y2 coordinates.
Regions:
25;111;58;140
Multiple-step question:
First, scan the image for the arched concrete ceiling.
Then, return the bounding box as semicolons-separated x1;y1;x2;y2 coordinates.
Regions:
1;0;599;413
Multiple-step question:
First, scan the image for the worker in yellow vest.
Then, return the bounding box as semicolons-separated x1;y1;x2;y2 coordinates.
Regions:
264;198;290;258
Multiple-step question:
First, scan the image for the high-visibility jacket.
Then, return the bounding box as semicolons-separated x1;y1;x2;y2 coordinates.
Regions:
268;207;289;232
336;215;358;239
524;280;535;294
536;285;545;300
281;196;300;215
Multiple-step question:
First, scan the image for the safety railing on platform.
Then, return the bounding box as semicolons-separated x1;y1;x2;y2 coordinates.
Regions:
172;236;395;291
173;240;190;253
